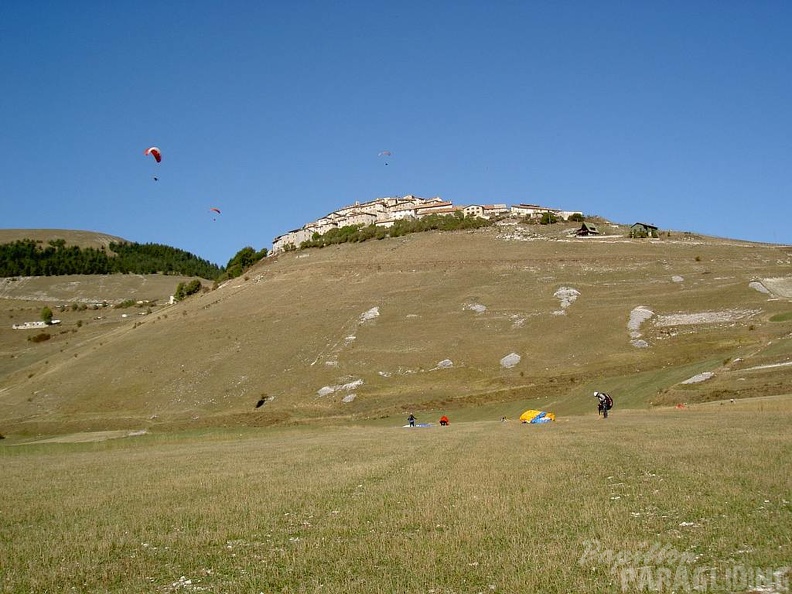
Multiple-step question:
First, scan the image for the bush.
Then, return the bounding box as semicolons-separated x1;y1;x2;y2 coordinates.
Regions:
41;306;53;325
173;279;203;301
28;332;51;343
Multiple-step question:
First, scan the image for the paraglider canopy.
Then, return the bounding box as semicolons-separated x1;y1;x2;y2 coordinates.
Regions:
144;146;162;162
209;207;221;214
519;409;555;424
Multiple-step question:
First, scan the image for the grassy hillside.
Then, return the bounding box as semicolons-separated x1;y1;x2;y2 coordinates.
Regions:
1;222;790;436
0;228;127;251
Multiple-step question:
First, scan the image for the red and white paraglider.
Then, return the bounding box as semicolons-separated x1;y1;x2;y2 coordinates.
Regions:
144;146;162;162
144;146;162;180
209;207;221;221
378;150;392;165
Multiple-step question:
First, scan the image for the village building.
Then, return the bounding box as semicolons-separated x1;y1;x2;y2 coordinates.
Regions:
575;222;600;236
630;222;659;238
463;205;484;218
510;204;582;221
463;204;509;219
414;200;455;217
510;204;549;219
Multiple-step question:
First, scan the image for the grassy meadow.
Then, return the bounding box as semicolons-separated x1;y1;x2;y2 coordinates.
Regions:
2;399;790;593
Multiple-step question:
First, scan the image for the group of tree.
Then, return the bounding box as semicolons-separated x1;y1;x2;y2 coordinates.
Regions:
298;212;494;250
221;246;269;280
0;239;224;280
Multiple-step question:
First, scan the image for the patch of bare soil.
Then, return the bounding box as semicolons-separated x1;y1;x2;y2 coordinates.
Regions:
654;309;759;326
22;429;147;444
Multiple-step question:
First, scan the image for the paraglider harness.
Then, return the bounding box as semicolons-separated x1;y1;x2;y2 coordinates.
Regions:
596;392;613;416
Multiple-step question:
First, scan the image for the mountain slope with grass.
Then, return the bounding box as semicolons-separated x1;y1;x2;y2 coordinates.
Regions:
1;222;790;436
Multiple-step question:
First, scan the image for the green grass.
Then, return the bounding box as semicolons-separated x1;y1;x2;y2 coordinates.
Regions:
1;400;790;593
769;311;792;323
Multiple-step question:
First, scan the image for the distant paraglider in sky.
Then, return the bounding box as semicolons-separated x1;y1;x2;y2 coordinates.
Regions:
378;150;391;165
144;146;162;181
144;146;162;162
209;207;221;221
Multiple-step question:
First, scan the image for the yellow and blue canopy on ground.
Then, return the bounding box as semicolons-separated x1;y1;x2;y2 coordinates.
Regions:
519;409;555;424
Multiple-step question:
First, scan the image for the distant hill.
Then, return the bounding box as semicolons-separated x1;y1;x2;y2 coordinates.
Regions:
0;229;127;251
0;222;790;436
0;229;223;279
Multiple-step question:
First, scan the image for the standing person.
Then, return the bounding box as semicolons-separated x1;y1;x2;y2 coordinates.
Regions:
594;392;613;418
408;413;416;427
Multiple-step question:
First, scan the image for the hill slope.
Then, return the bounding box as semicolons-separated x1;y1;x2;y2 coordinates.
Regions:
1;223;790;435
0;229;127;251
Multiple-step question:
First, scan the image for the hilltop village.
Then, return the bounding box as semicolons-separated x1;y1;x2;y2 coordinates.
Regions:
271;195;584;254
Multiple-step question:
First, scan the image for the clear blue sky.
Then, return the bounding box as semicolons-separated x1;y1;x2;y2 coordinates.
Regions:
2;1;790;266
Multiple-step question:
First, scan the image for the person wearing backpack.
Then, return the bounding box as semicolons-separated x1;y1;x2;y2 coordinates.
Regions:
594;392;613;418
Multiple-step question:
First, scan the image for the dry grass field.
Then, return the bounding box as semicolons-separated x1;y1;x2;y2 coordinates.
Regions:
1;399;790;593
1;223;790;437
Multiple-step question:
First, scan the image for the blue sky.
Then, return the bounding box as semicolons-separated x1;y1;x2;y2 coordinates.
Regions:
2;1;790;266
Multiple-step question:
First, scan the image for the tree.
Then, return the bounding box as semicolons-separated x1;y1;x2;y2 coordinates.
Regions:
540;211;558;225
41;306;53;325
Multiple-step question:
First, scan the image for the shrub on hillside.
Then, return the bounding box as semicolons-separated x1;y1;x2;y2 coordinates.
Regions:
173;279;202;301
28;332;51;343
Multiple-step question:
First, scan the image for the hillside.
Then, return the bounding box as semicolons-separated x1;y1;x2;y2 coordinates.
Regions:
1;221;791;436
0;229;127;251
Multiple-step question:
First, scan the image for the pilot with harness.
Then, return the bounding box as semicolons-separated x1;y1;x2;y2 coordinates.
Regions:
594;391;613;418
